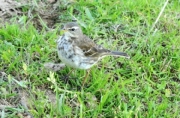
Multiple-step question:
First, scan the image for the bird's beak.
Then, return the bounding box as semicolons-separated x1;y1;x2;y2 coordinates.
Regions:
60;29;68;35
61;29;68;32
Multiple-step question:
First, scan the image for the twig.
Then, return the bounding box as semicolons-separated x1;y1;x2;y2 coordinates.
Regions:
150;0;169;33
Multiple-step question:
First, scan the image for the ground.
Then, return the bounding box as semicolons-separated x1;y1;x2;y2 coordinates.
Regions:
0;0;180;117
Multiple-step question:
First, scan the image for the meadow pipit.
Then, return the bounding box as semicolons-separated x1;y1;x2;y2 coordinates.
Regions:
57;22;130;84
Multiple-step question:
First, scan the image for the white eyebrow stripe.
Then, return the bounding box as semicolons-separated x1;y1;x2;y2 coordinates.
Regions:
71;26;79;29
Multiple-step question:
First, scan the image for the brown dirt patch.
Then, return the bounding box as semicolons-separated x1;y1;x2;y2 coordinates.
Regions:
0;0;63;30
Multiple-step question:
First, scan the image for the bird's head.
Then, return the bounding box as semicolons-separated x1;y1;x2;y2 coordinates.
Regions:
62;22;83;38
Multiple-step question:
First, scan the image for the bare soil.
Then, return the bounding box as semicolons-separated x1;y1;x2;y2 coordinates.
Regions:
0;0;62;29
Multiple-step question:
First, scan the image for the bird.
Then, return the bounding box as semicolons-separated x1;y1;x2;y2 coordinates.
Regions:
57;22;130;85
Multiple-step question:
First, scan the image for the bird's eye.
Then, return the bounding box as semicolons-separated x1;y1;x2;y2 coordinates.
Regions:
69;28;75;31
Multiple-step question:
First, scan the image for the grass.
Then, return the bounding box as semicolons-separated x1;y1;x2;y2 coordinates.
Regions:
0;0;180;117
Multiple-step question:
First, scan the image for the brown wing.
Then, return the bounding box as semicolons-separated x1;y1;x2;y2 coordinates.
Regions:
76;35;111;57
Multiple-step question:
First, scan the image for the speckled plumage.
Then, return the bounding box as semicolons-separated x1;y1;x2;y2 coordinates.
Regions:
57;22;129;70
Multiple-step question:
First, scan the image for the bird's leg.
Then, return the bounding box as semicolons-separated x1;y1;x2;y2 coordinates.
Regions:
82;69;90;86
67;69;74;75
63;69;74;83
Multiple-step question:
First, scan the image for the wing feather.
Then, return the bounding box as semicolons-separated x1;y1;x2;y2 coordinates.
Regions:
75;35;111;57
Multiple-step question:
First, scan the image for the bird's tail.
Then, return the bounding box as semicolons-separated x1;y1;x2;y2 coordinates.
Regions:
109;51;130;59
